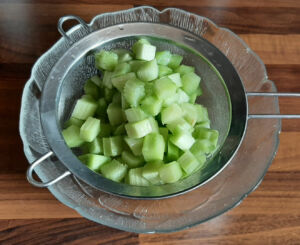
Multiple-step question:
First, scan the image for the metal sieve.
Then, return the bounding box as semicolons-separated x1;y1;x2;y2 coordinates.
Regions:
26;15;300;199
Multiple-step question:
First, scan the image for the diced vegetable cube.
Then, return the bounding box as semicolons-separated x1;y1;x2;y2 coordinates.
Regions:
168;54;183;69
107;103;124;126
100;159;127;182
123;78;145;107
79;154;110;171
167;141;180;162
111;72;136;92
86;137;103;154
90;75;102;87
142;161;164;184
62;125;84;148
177;151;199;174
158;65;173;78
103;136;123;156
141;95;162;116
174;65;195;75
134;43;156;61
124;137;144;156
84;79;99;99
125;118;153;138
95;50;118;71
137;59;159;82
155;51;172;66
113;62;131;77
121;151;144;168
71;97;98;120
154;77;177;99
142;133;165;161
169;129;195;151
181;72;201;95
161;104;183;124
64;117;84;128
127;168;150;186
80;117;101;142
167;73;182;87
159;161;182;183
125;107;147;123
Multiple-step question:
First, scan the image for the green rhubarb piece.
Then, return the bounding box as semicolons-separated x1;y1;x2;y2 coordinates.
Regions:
141;95;162;116
103;71;113;89
158;65;173;78
168;54;183;69
194;104;209;122
166;118;193;134
134;43;156;61
137;59;159;82
79;154;110;171
98;123;112;137
169;129;195;151
162;92;178;107
192;127;219;147
87;137;103;154
84;79;99;99
121;150;144;168
90;75;102;87
159;127;169;143
125;107;147;123
174;65;195;75
159;161;182;183
113;49;133;62
107;103;124;126
142;161;164;185
62;125;84;148
181;103;198;127
161;103;183;124
123;78;145;107
142;133;165;161
148;116;159;133
64;117;84;128
100;159;127;182
176;89;190;104
114;124;126;136
80;117;101;142
167;141;180;162
127;168;150;186
181;72;201;95
104;87;115;102
167;73;182;87
112;92;121;105
95;50;118;71
154;77;177;99
132;38;151;54
102;136;124;157
111;72;136;92
113;62;131;77
177;150;199;175
96;98;107;117
71;97;98;120
125;118;153;138
129;60;146;72
155;50;172;65
124;137;144;156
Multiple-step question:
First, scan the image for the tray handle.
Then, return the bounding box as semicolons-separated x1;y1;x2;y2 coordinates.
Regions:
26;151;71;188
247;92;300;119
57;15;89;44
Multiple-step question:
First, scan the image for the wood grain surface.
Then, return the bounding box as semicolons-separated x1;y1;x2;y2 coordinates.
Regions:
0;0;300;244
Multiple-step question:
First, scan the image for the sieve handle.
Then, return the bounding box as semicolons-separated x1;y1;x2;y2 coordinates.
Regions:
247;92;300;119
57;15;90;44
26;151;71;188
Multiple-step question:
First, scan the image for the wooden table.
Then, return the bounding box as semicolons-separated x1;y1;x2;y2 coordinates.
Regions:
1;0;300;244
